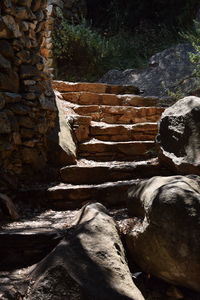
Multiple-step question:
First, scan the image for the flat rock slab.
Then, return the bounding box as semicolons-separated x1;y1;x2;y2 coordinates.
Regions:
60;158;170;184
78;139;157;161
90;121;158;141
73;105;164;124
61;91;159;107
47;179;138;209
52;80;140;94
0;210;78;271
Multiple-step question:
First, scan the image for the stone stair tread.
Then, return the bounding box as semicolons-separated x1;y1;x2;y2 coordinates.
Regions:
70;104;164;124
88;121;158;141
0;210;78;270
60;158;170;184
47;179;139;209
90;121;158;129
78;139;157;161
80;138;155;145
53;80;140;95
61;91;159;107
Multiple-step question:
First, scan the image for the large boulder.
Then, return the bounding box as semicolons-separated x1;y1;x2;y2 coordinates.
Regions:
157;96;200;175
126;175;200;292
25;203;144;300
100;43;200;100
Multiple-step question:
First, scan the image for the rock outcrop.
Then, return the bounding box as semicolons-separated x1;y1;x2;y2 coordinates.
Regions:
126;175;200;292
25;203;144;300
100;43;200;100
157;96;200;175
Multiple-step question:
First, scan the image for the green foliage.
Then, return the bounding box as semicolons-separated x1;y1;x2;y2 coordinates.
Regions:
53;10;181;81
181;21;200;77
52;11;114;81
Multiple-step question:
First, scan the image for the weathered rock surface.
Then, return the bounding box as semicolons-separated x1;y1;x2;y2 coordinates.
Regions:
60;158;170;184
47;180;138;209
100;43;200;100
61;91;159;107
25;203;144;300
157;96;200;175
126;175;200;292
78;139;158;161
53;80;140;95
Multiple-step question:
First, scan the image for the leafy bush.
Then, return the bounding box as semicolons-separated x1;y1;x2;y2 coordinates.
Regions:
181;21;200;77
52;10;182;81
52;11;115;81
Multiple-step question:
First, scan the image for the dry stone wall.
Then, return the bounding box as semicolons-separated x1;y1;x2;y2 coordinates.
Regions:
0;0;57;190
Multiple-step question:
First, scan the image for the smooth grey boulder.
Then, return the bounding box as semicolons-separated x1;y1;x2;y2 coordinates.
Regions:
100;43;200;100
157;96;200;175
126;175;200;292
25;203;144;300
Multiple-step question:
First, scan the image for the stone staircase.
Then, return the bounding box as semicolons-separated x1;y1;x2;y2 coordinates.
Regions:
45;80;168;209
0;81;169;273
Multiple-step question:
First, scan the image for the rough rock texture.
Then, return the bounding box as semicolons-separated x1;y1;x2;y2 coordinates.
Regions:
25;203;144;300
0;0;57;190
100;43;200;100
126;175;200;292
157;96;200;175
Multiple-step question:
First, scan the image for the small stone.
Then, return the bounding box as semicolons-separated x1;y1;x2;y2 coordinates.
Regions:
2;15;21;38
10;104;31;115
0;94;5;110
35;10;44;22
20;65;41;78
22;140;37;147
0;111;11;133
17;0;32;7
18;116;35;128
23;80;36;85
49;0;64;9
3;92;22;103
39;94;57;111
20;21;29;31
0;40;14;59
0;54;11;70
23;93;37;100
13;132;21;145
31;0;42;12
15;7;35;20
21;128;35;138
17;50;31;63
36;63;44;70
2;0;12;9
12;39;23;51
0;71;19;93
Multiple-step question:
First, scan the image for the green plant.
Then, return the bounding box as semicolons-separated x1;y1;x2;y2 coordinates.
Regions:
53;10;183;82
52;10;117;81
181;21;200;77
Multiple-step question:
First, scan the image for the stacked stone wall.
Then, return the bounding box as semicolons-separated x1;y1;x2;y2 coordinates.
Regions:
0;0;57;190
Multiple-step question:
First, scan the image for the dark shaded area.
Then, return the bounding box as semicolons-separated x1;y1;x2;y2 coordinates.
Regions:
86;0;199;31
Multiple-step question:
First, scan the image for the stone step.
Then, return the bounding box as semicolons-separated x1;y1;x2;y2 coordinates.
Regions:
0;208;80;271
71;104;164;124
0;229;61;271
53;80;140;95
89;121;158;142
61;91;159;107
78;139;157;161
47;179;138;210
60;158;170;184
